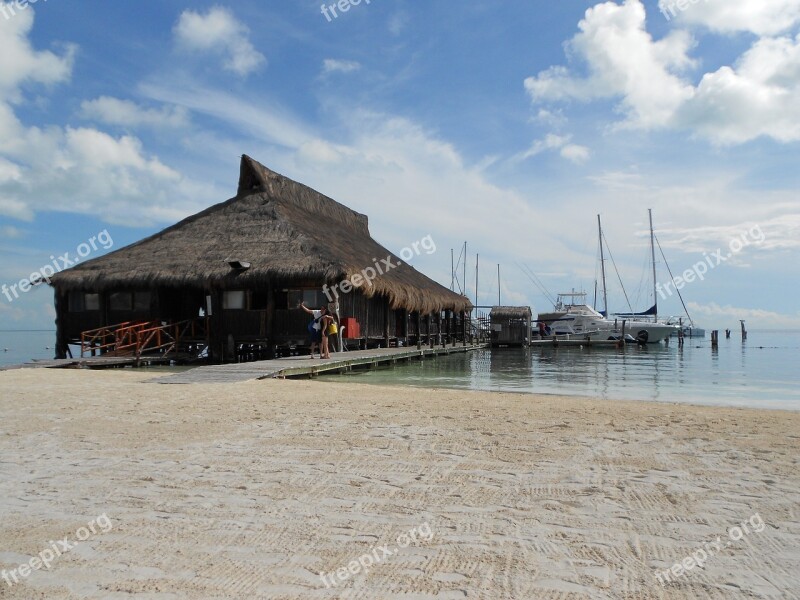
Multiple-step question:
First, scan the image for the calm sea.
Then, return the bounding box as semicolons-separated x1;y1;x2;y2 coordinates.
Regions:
0;330;58;367
325;330;800;411
2;330;798;411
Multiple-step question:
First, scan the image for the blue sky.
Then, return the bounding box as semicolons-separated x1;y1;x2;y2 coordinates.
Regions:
1;0;798;330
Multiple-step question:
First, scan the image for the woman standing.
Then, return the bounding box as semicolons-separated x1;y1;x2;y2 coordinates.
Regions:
320;311;337;359
299;302;327;359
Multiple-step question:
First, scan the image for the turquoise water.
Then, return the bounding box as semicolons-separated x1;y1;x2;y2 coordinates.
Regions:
324;330;800;411
3;329;798;411
0;330;57;366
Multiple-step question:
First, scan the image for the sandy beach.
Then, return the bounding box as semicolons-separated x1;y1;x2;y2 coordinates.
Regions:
0;369;798;599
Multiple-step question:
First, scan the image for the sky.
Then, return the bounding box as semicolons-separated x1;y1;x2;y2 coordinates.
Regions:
0;0;798;331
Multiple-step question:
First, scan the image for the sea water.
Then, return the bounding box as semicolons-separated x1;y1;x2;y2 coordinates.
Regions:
3;329;798;411
0;330;57;367
323;330;800;411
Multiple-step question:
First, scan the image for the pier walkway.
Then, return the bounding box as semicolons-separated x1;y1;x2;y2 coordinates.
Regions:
155;344;486;385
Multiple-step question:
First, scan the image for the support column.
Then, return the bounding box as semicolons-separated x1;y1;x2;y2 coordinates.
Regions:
266;281;276;359
426;314;433;348
54;291;68;359
383;297;390;348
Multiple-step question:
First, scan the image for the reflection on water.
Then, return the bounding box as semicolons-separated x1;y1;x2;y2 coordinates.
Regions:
326;331;800;410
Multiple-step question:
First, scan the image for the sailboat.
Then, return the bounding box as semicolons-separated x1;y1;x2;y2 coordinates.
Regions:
614;209;705;338
594;213;677;343
535;215;678;344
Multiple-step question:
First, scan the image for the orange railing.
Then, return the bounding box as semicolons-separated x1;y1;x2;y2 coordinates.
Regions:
80;319;206;361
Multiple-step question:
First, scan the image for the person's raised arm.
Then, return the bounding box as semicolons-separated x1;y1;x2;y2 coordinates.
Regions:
299;301;314;315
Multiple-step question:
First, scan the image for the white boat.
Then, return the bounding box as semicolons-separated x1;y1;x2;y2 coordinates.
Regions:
538;293;677;343
662;317;706;338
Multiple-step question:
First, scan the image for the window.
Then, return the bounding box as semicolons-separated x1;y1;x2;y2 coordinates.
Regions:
223;290;246;310
286;289;328;310
250;289;269;311
85;294;100;311
68;292;100;312
133;291;151;311
109;292;133;311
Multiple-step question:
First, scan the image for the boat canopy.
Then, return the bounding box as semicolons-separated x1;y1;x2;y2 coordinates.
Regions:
613;304;658;318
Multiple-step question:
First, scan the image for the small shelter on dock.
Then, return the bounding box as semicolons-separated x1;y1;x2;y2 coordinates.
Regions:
49;155;472;363
490;306;532;347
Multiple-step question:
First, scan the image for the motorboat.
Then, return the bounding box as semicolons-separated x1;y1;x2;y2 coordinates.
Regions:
538;293;678;343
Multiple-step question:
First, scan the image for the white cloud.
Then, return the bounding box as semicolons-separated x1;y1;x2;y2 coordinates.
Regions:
322;59;362;74
525;1;695;130
526;0;800;144
80;97;190;129
560;144;591;163
656;214;800;253
514;134;590;163
0;225;24;239
142;82;313;150
0;7;76;101
676;35;800;144
0;11;213;225
173;7;266;77
659;0;800;36
687;301;800;328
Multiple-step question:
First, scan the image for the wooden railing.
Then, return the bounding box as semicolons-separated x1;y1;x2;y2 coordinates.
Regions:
81;319;207;360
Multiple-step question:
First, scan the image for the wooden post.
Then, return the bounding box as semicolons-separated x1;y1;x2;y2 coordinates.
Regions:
711;330;719;348
54;290;69;359
740;320;747;341
426;314;433;348
618;319;626;349
462;311;467;347
266;281;276;359
383;297;390;348
437;313;444;348
446;309;453;347
402;309;409;347
416;311;422;350
208;289;225;363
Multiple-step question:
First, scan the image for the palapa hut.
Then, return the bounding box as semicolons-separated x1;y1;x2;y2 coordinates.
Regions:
50;155;472;362
490;306;532;347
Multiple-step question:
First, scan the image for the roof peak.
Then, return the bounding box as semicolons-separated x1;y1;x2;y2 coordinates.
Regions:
237;154;370;236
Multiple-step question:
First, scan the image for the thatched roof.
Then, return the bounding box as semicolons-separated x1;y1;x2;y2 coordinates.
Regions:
490;306;532;318
50;155;471;314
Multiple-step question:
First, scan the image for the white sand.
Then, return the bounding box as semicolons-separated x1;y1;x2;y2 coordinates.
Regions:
0;369;798;599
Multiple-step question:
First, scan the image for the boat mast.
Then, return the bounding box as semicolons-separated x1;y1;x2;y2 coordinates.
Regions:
597;214;608;315
497;264;501;305
649;208;658;322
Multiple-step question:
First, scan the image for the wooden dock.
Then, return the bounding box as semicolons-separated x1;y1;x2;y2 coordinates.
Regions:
529;338;626;348
0;354;189;372
155;344;486;385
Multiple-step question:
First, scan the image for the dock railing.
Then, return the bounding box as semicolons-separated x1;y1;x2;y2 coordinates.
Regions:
80;319;207;361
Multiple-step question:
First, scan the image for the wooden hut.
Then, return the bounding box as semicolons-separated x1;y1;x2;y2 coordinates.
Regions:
490;306;532;347
49;155;472;362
